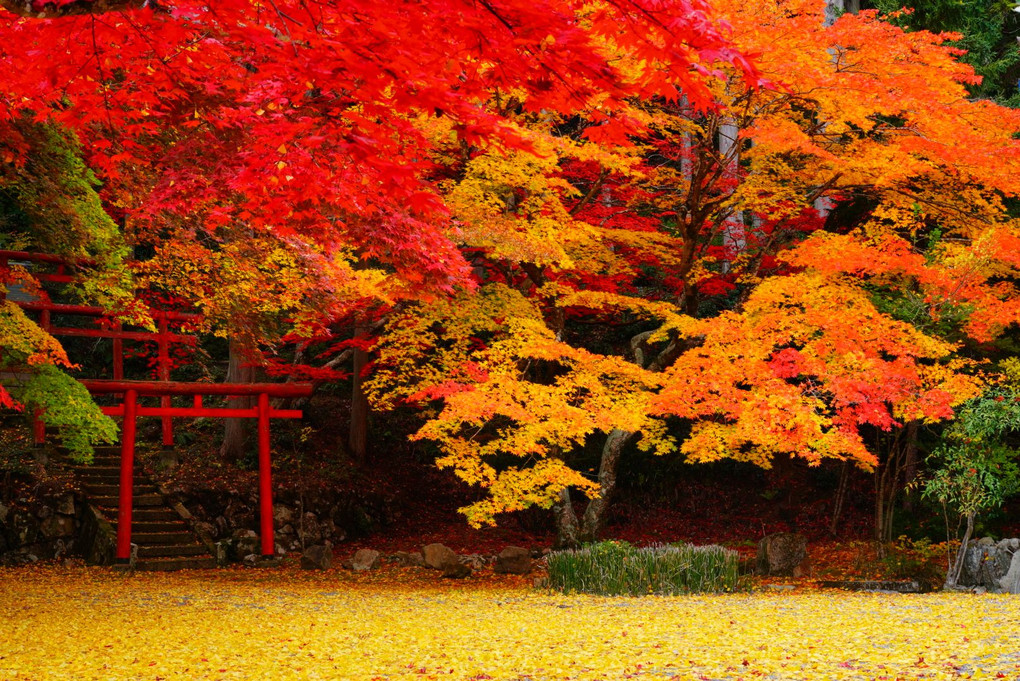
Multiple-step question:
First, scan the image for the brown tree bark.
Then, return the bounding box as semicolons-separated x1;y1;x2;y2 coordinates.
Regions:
553;488;580;549
348;324;370;462
829;460;851;535
873;421;917;551
578;428;635;543
946;511;975;589
220;337;256;463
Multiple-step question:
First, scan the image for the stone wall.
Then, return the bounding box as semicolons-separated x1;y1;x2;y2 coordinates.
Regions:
0;492;82;565
960;537;1020;594
170;487;394;559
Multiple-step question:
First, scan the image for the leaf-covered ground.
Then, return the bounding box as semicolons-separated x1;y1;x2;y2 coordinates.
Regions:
2;566;1019;679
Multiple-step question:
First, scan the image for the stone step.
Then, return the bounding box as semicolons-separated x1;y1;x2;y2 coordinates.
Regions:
89;457;128;467
128;509;180;522
83;478;146;488
129;532;196;545
74;464;147;474
85;483;159;496
92;494;163;508
118;556;217;571
80;477;149;488
75;473;148;483
111;521;189;534
137;544;209;559
74;444;216;572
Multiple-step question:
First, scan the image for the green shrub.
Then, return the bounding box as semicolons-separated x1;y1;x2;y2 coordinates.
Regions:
547;541;739;596
880;537;948;591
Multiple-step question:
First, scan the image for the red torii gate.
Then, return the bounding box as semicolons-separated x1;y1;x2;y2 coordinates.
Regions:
81;380;313;561
2;251;315;562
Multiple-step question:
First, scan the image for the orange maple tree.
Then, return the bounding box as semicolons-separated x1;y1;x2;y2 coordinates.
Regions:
369;0;1020;544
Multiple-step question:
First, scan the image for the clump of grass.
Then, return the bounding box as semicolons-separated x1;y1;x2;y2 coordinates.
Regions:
547;540;739;596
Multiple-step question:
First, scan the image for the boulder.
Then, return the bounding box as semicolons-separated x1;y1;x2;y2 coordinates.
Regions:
55;495;75;516
11;510;39;546
39;514;74;539
756;533;807;577
494;546;532;575
273;503;295;528
423;543;458;570
231;529;260;560
390;551;425;567
192;521;217;543
999;551;1020;594
442;560;471;579
299;513;322;545
961;537;1020;593
300;544;333;570
351;548;381;571
215;541;230;566
958;538;1015;591
223;499;253;530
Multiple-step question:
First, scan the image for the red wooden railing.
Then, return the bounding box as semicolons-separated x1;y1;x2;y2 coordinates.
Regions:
0;249;90;284
2;252;315;562
18;300;199;446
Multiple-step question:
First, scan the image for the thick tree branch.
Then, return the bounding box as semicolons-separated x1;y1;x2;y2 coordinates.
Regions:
568;167;608;216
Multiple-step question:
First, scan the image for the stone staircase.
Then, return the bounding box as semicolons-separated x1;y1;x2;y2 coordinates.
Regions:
73;446;216;570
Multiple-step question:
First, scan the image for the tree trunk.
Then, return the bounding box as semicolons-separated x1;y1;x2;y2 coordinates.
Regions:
554;488;580;549
718;119;745;274
578;429;635;543
946;511;975;588
829;460;851;535
221;337;256;463
823;0;859;26
873;422;915;550
901;420;919;512
348;324;370;462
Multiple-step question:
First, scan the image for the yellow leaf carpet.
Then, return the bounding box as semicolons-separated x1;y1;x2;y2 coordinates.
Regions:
1;566;1018;679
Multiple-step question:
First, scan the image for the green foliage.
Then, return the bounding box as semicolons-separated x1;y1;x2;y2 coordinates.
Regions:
12;365;117;463
547;540;739;596
0;121;133;311
921;386;1020;518
880;537;947;589
868;0;1020;105
1;123;119;258
0;121;128;461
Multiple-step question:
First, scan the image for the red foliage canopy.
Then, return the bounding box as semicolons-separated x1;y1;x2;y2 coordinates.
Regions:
0;0;756;291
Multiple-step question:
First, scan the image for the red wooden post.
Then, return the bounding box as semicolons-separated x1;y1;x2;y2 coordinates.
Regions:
158;315;173;447
112;321;123;380
32;408;45;446
116;389;138;562
257;392;274;557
